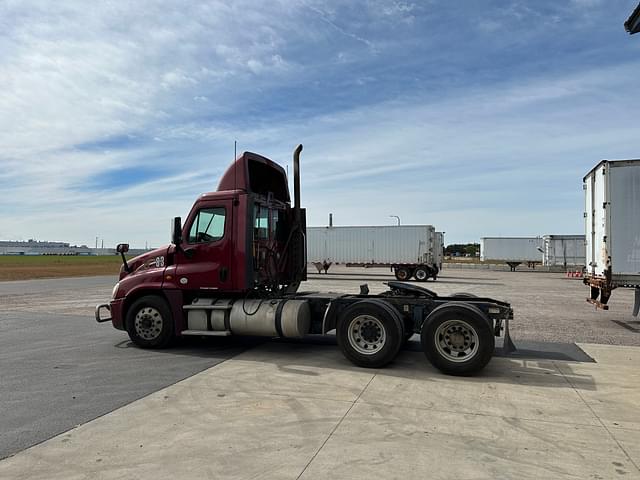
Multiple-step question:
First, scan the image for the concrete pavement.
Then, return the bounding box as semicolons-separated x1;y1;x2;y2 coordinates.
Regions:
1;342;638;480
0;310;257;460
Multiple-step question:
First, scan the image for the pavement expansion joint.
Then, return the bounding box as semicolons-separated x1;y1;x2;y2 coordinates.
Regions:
295;372;378;480
553;359;640;474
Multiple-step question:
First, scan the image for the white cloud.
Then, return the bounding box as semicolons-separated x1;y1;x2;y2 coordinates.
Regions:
1;1;638;246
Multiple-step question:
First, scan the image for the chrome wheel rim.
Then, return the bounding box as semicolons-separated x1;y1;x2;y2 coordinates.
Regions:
348;315;386;355
134;307;163;340
434;319;478;363
415;269;427;280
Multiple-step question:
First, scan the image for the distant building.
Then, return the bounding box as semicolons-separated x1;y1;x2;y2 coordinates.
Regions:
0;239;154;256
0;240;93;256
625;2;640;34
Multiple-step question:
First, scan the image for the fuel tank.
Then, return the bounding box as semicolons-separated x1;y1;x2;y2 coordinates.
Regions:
229;299;310;337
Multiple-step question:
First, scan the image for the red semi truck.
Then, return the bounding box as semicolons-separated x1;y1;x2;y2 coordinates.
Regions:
96;145;515;375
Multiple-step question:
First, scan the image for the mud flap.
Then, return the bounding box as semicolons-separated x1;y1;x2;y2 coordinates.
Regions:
502;317;516;354
633;288;640;317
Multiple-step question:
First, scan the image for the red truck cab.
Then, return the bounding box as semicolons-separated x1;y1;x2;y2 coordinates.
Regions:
97;149;306;335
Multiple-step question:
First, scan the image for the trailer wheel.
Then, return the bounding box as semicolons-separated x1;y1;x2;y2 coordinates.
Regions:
126;295;175;349
414;267;430;282
337;300;404;368
421;302;494;375
394;267;412;281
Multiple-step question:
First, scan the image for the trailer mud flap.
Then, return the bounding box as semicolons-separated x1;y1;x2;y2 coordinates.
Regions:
634;288;640;317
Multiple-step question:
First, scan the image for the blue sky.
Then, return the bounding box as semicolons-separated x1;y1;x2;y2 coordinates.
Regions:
1;0;639;247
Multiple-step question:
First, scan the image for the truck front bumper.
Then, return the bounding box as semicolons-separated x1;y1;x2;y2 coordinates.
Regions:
95;303;111;323
94;298;126;330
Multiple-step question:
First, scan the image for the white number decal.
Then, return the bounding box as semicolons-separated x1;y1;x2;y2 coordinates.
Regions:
154;256;165;268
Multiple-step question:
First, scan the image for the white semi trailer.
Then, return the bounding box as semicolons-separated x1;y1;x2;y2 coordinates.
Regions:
307;225;440;281
480;237;543;271
542;235;586;268
584;159;640;315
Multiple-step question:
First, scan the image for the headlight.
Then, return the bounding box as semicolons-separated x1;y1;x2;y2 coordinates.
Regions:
111;282;120;300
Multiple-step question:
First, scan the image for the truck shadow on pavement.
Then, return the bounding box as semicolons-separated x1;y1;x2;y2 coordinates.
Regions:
273;337;599;391
126;334;597;392
113;335;265;359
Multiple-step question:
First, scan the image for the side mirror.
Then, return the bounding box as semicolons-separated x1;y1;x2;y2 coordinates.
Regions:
116;243;131;273
171;217;182;245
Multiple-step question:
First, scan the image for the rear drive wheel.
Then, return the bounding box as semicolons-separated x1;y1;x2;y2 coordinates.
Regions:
414;266;430;282
126;295;175;348
394;267;412;281
421;302;494;375
337;300;404;368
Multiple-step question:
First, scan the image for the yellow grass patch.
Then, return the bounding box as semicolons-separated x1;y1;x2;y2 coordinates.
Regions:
0;255;124;281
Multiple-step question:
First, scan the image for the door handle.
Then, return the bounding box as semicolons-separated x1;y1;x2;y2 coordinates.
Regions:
220;267;228;282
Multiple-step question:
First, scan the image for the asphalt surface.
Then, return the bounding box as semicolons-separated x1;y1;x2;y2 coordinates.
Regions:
0;308;258;460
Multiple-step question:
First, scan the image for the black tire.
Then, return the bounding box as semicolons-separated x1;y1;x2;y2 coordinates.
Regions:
414;266;430;282
126;295;175;348
421;302;494;376
337;300;404;368
394;267;412;281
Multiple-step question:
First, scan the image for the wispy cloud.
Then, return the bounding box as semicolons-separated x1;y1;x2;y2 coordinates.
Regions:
0;0;638;245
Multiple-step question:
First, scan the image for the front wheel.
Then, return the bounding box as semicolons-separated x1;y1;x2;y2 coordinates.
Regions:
126;295;175;348
337;300;404;368
421;302;494;375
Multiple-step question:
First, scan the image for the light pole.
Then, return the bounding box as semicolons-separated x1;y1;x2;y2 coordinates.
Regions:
389;215;400;226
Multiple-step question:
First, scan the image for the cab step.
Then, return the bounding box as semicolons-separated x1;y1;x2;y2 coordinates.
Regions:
181;330;232;336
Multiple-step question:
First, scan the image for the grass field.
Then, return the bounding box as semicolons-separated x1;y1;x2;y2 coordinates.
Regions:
0;256;124;281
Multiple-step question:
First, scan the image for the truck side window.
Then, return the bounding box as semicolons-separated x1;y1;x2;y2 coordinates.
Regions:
188;208;226;244
270;210;279;238
254;204;269;240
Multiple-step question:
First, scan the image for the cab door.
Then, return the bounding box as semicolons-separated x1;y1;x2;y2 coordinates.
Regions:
175;200;233;291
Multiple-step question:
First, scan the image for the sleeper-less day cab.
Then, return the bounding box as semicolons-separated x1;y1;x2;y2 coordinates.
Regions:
96;146;515;375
